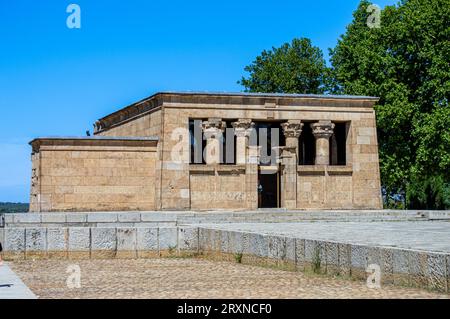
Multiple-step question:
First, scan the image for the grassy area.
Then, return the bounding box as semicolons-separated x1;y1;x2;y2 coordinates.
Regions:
0;202;29;213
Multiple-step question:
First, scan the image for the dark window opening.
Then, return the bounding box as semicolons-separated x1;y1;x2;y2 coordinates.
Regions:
330;122;348;165
299;122;316;165
189;119;237;165
189;119;206;164
221;120;237;165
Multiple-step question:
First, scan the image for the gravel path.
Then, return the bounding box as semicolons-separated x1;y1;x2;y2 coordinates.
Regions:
10;258;449;299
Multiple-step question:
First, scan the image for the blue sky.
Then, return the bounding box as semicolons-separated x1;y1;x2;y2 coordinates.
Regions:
0;0;397;202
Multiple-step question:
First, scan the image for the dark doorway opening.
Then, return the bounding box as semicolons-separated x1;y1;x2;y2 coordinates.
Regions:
258;171;280;208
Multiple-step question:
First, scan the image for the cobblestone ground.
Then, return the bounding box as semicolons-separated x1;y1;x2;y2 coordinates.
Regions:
9;258;449;299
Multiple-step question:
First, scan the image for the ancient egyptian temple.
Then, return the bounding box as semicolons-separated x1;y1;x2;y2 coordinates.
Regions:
29;92;383;212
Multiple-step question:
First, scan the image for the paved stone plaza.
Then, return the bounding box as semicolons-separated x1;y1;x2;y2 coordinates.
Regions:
8;259;449;299
200;221;450;253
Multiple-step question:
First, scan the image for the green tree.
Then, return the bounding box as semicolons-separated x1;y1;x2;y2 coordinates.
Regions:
329;0;450;209
239;38;330;94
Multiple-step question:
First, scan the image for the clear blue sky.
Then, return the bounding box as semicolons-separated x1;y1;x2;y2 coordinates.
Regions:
0;0;397;202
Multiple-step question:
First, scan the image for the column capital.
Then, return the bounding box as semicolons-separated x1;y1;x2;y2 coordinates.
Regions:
232;119;255;137
281;120;303;138
311;120;335;139
202;118;225;138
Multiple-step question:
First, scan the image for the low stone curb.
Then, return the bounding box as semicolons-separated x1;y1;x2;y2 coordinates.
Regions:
4;209;449;228
1;225;448;293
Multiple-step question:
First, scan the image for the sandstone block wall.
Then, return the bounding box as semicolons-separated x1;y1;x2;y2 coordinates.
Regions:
97;109;162;138
189;167;247;210
29;138;158;212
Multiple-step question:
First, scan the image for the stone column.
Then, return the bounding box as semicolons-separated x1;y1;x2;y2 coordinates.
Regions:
246;145;260;210
281;120;303;159
232;119;255;165
202;118;225;165
231;119;258;209
280;120;303;209
311;120;335;165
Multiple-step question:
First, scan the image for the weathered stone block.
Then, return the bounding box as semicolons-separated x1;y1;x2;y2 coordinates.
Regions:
338;243;351;277
350;244;369;280
116;227;137;259
0;229;4;247
325;242;339;275
243;233;267;266
285;237;296;262
250;233;268;258
66;213;87;223
392;249;410;286
295;238;306;271
447;255;450;293
136;227;158;255
87;213;118;223
367;246;391;284
159;227;178;256
91;228;117;258
178;227;198;253
304;240;323;273
220;230;231;254
267;235;286;266
198;228;211;252
367;247;382;267
408;250;428;289
427;253;447;292
229;231;249;257
212;229;223;253
14;214;40;224
4;228;25;259
118;212;141;223
68;227;91;259
4;214;14;225
47;228;68;259
380;248;394;285
141;213;177;222
25;228;47;259
284;237;296;270
41;213;66;223
228;231;241;254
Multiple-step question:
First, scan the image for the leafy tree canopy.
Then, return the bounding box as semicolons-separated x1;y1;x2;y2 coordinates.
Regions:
239;38;330;94
329;0;449;208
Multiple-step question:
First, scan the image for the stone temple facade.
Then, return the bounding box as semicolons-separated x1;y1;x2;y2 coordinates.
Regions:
29;92;383;212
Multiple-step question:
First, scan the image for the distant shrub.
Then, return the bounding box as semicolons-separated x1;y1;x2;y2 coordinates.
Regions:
0;202;29;213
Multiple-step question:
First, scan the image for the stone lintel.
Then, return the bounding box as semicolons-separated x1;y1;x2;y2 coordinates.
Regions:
29;137;159;153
